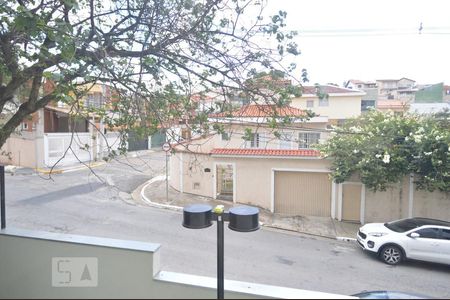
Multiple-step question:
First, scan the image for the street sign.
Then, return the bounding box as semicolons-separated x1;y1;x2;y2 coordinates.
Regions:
162;142;171;152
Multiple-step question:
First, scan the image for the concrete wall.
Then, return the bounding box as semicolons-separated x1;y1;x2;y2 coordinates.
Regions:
0;134;37;168
290;95;362;120
0;228;353;299
364;177;410;223
363;176;449;223
413;188;450;221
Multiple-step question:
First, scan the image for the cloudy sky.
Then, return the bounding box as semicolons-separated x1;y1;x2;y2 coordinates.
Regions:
262;0;450;85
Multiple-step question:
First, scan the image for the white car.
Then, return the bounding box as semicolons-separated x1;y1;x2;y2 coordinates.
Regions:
357;217;450;265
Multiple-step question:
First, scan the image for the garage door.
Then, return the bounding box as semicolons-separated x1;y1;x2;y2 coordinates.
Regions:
274;171;331;217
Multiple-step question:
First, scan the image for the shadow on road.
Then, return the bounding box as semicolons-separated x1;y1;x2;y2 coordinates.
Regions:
13;182;104;205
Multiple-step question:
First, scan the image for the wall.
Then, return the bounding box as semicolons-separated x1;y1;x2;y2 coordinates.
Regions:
0;134;37;168
170;151;215;198
363;177;410;223
290;95;362;120
363;176;449;223
0;228;353;299
413;188;450;221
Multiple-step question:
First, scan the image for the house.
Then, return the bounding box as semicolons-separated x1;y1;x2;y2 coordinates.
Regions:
344;79;377;90
0;83;121;169
376;78;416;101
169;103;339;218
289;85;365;126
170;101;449;224
344;80;378;113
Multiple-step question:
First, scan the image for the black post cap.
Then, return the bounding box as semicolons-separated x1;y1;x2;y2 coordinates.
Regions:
228;206;259;232
182;204;213;229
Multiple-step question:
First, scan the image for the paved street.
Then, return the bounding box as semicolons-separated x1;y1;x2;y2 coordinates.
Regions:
4;151;450;298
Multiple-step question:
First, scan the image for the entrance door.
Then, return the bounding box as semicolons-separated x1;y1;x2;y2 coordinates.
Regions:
342;183;362;223
216;164;233;201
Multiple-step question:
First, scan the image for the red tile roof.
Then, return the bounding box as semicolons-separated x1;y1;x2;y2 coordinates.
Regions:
211;104;306;118
190;93;215;103
211;148;320;157
302;85;360;94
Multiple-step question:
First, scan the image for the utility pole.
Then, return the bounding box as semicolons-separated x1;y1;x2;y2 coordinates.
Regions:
162;142;171;202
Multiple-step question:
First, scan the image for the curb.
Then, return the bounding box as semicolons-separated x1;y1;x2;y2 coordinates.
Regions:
139;177;357;241
35;161;105;175
140;175;183;212
336;237;357;242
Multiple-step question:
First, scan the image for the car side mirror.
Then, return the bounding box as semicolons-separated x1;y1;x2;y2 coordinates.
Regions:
410;232;420;238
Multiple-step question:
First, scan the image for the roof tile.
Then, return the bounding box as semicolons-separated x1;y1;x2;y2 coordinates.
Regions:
211;148;320;157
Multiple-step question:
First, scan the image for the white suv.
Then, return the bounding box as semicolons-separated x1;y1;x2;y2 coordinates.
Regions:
357;217;450;265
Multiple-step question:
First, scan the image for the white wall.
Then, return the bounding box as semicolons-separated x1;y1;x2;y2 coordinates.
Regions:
0;228;354;299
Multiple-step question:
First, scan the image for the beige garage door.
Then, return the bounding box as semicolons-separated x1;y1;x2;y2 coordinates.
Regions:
274;171;331;217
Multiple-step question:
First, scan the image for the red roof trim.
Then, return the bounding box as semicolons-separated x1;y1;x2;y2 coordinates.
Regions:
211;148;320;157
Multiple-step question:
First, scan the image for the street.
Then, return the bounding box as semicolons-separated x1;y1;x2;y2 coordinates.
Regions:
4;151;450;298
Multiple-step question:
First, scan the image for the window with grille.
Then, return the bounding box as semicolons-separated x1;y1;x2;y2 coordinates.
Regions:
298;132;320;149
250;133;260;148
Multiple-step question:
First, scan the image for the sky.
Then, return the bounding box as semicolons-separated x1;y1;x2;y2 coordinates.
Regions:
262;0;450;85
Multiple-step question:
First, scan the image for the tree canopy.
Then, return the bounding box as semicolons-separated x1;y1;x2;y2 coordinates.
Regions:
0;0;302;150
318;110;450;192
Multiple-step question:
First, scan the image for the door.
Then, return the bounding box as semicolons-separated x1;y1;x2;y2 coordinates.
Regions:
274;171;331;217
405;227;441;263
342;184;362;223
216;164;233;201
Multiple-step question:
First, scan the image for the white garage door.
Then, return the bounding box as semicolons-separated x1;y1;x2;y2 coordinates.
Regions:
274;171;331;217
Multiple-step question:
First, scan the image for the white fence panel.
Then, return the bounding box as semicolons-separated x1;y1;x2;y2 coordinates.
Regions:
44;133;93;167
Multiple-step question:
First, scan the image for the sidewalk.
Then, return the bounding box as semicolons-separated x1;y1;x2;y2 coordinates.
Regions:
135;175;360;240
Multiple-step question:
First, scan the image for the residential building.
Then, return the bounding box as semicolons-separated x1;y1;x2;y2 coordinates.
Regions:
343;80;378;113
0;82;121;168
169;104;334;216
415;82;450;103
290;85;365;125
376;78;416;101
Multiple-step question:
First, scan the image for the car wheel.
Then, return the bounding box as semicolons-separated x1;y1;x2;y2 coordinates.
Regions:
380;245;403;265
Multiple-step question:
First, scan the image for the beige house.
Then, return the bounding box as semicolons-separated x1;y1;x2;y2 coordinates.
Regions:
170;103;449;224
290;85;365;125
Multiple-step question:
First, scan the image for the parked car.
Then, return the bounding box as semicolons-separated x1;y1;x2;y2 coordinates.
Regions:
357;217;450;265
352;290;432;299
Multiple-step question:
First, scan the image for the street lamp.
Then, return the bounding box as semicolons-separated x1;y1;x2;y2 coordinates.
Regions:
182;204;259;299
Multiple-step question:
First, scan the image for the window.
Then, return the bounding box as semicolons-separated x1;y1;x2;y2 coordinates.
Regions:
415;228;440;239
298;132;320;149
181;128;191;140
361;100;376;112
21;122;28;130
85;93;104;108
439;229;450;240
318;97;329;107
279;132;293;149
250;133;260;148
306;100;314;108
221;132;230;141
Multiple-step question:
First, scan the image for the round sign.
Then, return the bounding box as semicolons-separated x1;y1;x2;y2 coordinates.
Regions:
162;142;171;152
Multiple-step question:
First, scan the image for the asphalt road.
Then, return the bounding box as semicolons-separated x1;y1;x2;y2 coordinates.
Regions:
4;151;450;298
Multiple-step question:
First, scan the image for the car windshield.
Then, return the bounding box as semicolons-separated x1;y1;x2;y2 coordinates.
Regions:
384;219;421;232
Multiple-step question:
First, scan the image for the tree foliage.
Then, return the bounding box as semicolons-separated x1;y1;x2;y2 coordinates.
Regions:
318;110;450;192
0;0;302;151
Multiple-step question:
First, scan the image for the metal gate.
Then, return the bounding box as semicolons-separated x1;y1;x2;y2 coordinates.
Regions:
150;130;167;148
127;132;149;151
